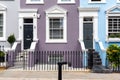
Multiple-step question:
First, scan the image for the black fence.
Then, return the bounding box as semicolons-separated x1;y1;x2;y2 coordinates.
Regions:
6;51;88;71
0;46;6;67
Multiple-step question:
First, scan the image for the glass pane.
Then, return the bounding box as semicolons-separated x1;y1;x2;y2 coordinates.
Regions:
91;0;101;1
0;14;3;25
49;54;63;64
24;19;33;23
53;21;60;28
49;18;64;39
0;32;3;37
0;21;3;25
0;27;3;31
84;17;93;21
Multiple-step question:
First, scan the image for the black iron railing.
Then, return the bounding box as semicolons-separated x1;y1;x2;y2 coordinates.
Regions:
6;51;88;71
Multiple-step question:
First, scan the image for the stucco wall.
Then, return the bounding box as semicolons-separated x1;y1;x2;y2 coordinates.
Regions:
21;0;80;51
0;0;20;48
80;0;120;48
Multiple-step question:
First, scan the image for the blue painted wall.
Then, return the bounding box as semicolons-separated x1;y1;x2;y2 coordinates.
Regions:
81;0;120;47
80;0;120;66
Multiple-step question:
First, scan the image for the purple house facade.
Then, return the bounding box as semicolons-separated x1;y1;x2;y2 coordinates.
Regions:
19;0;80;51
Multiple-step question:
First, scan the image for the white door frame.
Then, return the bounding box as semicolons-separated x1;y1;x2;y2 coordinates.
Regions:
78;8;99;49
18;9;38;50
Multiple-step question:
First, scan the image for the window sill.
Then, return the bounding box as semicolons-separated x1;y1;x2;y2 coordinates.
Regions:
46;40;67;44
107;38;120;42
0;38;6;42
57;1;75;4
57;2;75;4
26;2;44;4
88;1;106;4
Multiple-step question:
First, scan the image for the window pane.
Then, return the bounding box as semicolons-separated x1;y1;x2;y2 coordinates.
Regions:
49;54;63;64
0;14;3;37
0;32;3;37
91;0;101;1
24;18;33;23
49;18;63;39
84;17;93;21
108;16;120;38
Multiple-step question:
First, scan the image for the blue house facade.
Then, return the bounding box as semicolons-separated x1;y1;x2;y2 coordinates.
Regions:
79;0;120;66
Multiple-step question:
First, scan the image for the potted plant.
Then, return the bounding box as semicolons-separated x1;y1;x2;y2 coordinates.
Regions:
106;44;120;68
0;51;5;62
7;34;16;47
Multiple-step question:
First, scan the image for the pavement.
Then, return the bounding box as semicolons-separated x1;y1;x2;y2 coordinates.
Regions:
0;70;120;80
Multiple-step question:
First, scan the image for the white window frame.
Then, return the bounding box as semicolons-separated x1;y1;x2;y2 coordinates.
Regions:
46;6;67;43
117;0;120;3
57;0;75;4
88;0;106;3
26;0;44;4
106;14;120;42
0;11;6;41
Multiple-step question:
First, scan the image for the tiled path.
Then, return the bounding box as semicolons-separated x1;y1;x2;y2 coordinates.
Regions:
0;70;120;80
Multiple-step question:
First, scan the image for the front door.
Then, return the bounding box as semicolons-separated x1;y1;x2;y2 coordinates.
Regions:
23;18;33;49
83;17;93;49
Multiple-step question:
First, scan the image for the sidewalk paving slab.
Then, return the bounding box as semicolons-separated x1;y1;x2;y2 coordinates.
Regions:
0;70;119;80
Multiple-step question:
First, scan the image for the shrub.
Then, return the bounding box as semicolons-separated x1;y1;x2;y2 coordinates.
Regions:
0;51;5;57
7;34;16;47
106;44;120;68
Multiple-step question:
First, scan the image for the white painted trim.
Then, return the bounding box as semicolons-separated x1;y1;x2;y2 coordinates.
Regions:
57;0;75;4
26;0;44;4
78;8;99;49
105;15;108;41
88;0;106;3
45;5;67;14
0;11;6;41
29;41;37;51
117;0;120;3
108;38;120;42
11;42;20;51
19;9;38;50
106;5;120;14
106;7;120;42
78;40;85;51
45;6;67;43
0;3;7;10
98;41;106;51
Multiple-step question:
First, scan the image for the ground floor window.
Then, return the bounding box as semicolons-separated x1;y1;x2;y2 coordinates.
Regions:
48;54;63;64
0;14;3;37
108;16;120;38
49;18;63;39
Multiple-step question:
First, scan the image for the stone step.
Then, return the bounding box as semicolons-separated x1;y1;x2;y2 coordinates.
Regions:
93;55;100;58
92;65;112;73
93;58;101;61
